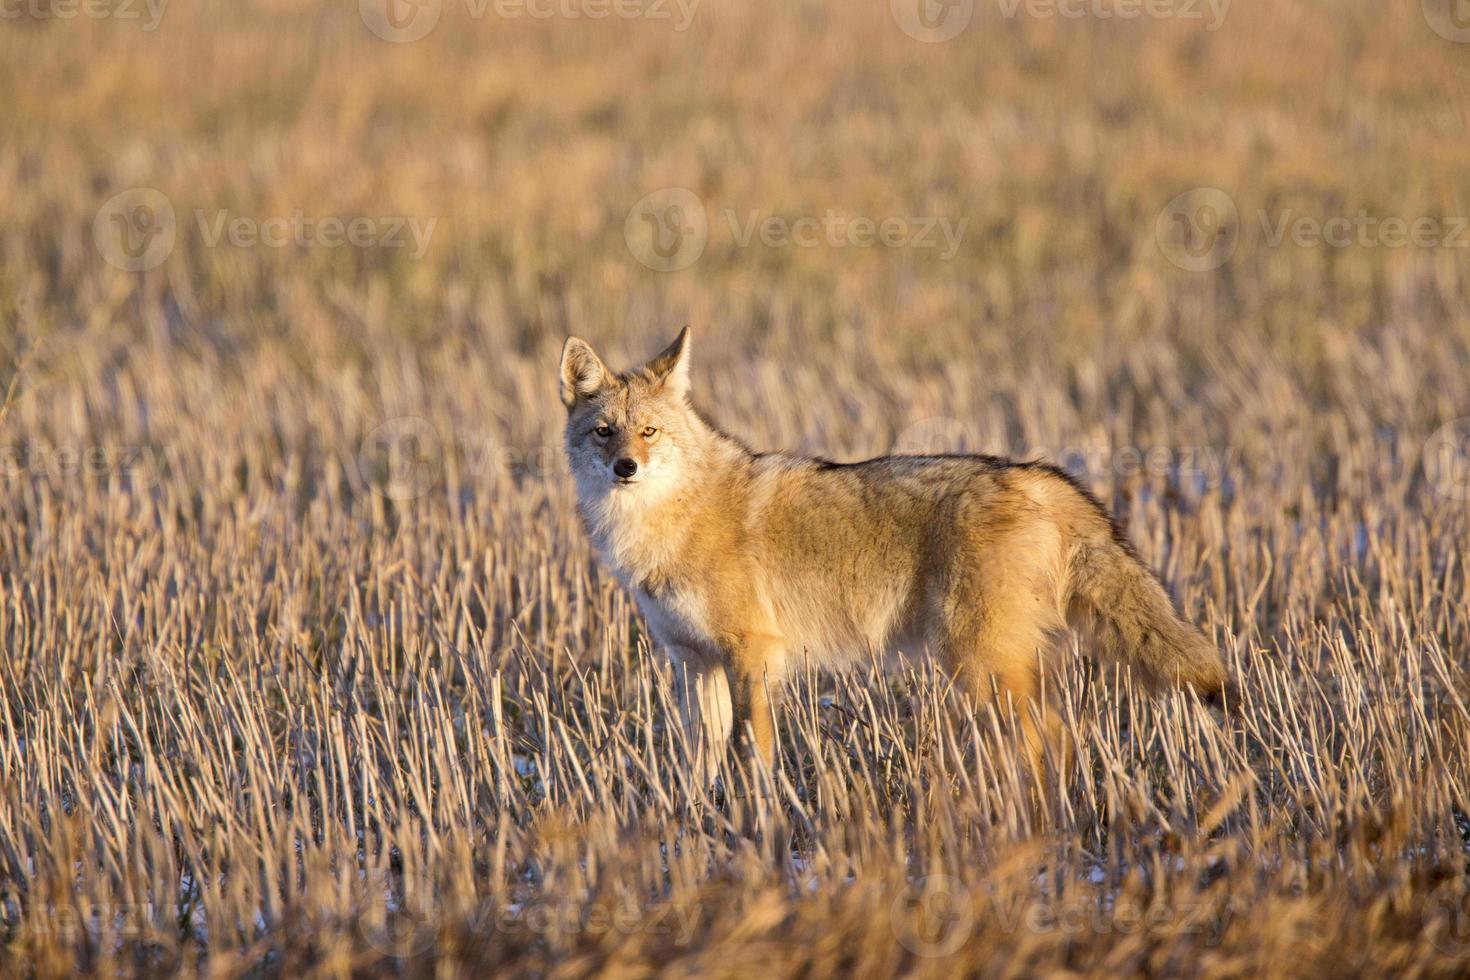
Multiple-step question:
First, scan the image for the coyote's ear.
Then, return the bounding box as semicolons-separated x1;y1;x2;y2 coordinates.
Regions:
560;337;608;409
646;326;692;401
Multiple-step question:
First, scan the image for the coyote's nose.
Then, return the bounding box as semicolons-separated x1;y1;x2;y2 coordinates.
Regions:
613;458;639;479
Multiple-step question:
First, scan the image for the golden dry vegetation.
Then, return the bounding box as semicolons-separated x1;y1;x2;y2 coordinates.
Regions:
3;0;1470;976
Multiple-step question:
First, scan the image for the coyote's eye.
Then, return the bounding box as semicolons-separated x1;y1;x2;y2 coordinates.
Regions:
593;424;612;438
642;426;658;438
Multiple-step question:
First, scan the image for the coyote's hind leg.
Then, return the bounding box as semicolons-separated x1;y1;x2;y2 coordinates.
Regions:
933;558;1068;778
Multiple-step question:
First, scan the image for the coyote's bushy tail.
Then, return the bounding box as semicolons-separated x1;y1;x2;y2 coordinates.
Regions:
1066;536;1227;696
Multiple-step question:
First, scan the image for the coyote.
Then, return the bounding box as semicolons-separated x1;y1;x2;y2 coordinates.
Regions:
559;328;1227;770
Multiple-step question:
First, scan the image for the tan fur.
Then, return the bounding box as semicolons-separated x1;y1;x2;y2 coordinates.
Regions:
559;329;1228;772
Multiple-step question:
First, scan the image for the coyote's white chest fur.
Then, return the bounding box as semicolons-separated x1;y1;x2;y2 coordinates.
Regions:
576;475;720;652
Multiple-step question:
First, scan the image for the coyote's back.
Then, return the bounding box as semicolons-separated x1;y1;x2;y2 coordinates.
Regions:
744;451;1226;688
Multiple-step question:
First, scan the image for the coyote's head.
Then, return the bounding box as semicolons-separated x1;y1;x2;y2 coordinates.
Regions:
559;327;698;502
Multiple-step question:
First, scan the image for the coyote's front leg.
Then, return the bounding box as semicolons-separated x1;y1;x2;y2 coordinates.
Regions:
666;644;734;778
719;633;786;766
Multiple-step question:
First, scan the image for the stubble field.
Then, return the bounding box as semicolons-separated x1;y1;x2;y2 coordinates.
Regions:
3;0;1470;976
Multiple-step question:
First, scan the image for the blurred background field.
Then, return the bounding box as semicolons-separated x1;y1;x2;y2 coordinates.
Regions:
3;0;1470;976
